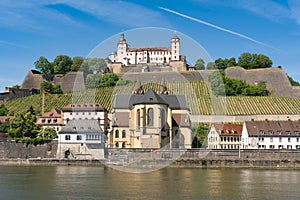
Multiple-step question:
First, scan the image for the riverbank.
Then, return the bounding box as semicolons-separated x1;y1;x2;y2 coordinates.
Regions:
1;158;300;169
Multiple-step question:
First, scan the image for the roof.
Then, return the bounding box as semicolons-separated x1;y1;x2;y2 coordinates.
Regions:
113;89;189;110
36;108;63;125
128;47;170;52
172;114;190;127
113;112;129;127
59;119;103;134
245;120;300;137
0;116;14;124
62;104;106;112
212;123;243;136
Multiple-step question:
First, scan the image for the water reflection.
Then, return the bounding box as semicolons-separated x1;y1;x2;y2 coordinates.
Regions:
0;166;300;200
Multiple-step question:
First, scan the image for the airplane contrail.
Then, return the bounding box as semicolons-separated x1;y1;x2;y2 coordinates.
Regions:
158;6;278;50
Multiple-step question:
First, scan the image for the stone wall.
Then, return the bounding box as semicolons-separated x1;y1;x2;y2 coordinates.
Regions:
0;140;57;159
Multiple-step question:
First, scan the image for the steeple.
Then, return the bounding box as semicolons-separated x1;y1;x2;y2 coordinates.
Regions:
133;80;144;94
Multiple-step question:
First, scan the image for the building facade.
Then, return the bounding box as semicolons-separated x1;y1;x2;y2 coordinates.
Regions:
36;108;64;134
242;120;300;150
207;123;243;149
58;119;106;159
110;82;192;149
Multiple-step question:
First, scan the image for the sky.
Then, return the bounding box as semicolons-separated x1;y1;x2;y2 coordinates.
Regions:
1;0;300;91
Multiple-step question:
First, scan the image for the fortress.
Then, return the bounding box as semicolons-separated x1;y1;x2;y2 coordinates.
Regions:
107;33;187;73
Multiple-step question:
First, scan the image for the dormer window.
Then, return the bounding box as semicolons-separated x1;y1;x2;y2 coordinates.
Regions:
295;131;299;135
71;104;75;107
73;127;76;130
269;130;274;135
277;130;282;135
286;131;291;135
259;130;265;135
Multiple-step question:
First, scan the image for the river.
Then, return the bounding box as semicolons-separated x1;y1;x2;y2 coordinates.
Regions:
0;166;299;200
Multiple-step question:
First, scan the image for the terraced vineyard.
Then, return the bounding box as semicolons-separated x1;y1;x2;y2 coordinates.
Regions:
4;80;300;116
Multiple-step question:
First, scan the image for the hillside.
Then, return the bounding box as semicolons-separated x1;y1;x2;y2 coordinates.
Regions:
3;80;300;116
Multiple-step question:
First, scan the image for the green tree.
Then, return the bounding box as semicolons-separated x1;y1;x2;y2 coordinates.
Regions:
53;55;73;74
40;81;53;93
194;58;205;70
7;112;41;139
37;127;57;140
53;85;63;94
287;75;300;86
215;57;237;70
98;73;119;87
11;85;20;89
193;123;210;147
71;56;84;71
0;120;10;132
34;56;54;74
208;71;226;96
206;62;217;70
86;74;101;88
88;58;108;73
238;53;272;69
0;104;9;116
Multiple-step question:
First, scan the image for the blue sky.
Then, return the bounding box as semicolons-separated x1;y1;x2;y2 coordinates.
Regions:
1;0;300;91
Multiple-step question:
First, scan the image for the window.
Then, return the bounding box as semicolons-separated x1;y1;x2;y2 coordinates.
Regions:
269;130;274;135
115;130;119;138
286;130;291;135
259;130;265;135
277;130;282;135
122;130;126;138
65;135;71;140
160;108;165;130
297;138;299;143
295;131;299;135
76;135;82;140
115;142;119;148
137;109;140;129
147;108;154;126
122;142;126;148
288;138;291;142
270;137;273;142
279;137;282;142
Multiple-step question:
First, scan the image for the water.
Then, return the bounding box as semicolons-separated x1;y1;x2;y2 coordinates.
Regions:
0;166;299;200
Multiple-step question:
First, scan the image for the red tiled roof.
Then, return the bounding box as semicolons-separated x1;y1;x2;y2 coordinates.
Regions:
0;116;14;124
62;104;106;112
212;123;243;136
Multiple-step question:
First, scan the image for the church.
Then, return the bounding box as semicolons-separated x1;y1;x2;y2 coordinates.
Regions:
109;81;192;149
108;33;187;73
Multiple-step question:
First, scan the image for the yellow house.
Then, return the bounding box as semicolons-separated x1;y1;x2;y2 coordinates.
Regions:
110;83;192;149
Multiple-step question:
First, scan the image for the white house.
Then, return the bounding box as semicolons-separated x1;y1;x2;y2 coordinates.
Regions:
58;119;106;159
61;104;109;135
207;123;243;149
242;119;300;150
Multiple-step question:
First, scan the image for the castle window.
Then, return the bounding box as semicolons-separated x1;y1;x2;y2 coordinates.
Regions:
76;135;82;140
147;108;154;126
115;130;119;138
122;130;126;138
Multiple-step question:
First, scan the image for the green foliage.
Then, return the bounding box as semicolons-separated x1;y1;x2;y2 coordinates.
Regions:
53;55;73;74
215;57;237;70
37;127;57;140
7;112;41;139
192;123;210;147
0;104;9;116
208;71;268;96
87;58;108;73
11;85;20;89
34;56;53;74
0;120;10;132
86;74;101;88
206;62;217;70
98;73;119;87
238;52;272;69
40;81;63;94
194;58;205;70
71;56;84;71
288;75;300;86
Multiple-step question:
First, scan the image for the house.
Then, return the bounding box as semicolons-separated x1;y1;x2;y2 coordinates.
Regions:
110;81;192;149
36;108;64;134
57;119;106;159
242;119;300;150
61;104;109;135
207;123;243;149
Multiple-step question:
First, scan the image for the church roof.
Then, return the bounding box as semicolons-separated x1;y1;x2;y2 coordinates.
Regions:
59;119;103;134
113;89;189;110
133;88;168;106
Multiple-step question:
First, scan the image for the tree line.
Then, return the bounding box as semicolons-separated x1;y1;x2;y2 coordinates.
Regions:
194;52;273;70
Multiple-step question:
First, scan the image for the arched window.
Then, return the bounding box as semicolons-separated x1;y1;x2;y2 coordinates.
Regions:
122;142;126;148
122;130;126;138
115;142;119;148
115;130;119;138
160;108;165;129
147;108;153;126
137;109;140;129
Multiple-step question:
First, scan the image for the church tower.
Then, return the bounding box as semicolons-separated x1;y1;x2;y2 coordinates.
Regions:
117;33;128;63
171;32;180;61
